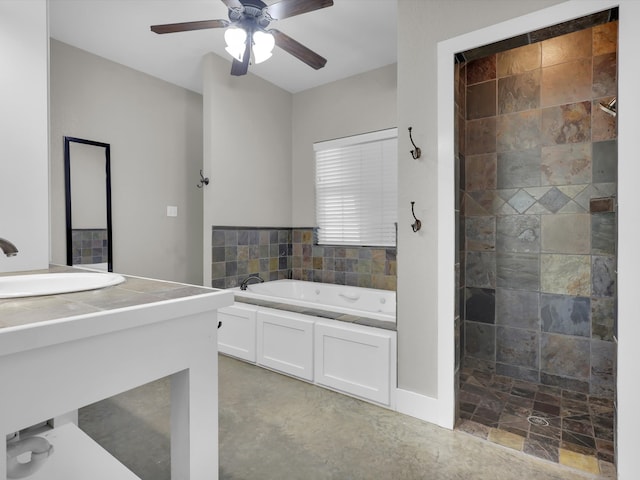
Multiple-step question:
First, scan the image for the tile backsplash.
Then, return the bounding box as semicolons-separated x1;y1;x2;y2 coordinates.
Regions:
211;226;396;291
72;229;108;265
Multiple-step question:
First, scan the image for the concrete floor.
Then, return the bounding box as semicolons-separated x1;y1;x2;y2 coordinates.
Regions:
79;355;604;479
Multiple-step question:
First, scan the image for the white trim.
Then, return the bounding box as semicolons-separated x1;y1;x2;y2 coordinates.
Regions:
396;389;450;428
437;0;628;448
313;128;398;151
614;3;640;480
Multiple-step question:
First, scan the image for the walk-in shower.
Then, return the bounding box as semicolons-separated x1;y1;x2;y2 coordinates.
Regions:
454;7;618;474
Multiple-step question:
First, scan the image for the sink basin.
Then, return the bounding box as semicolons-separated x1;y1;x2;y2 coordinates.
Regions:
0;272;126;299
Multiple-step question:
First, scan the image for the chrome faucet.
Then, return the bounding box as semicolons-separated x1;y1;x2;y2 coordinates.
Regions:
0;238;18;257
240;274;264;291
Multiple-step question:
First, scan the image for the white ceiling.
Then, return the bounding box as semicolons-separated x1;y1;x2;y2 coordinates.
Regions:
48;0;398;94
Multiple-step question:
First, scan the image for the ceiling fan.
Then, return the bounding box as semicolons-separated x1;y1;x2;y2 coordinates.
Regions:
150;0;333;76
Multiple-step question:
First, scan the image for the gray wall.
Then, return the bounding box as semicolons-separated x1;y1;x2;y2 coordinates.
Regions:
291;64;397;225
201;52;293;287
50;40;204;284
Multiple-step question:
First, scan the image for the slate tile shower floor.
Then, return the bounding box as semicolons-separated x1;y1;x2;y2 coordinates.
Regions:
457;368;616;477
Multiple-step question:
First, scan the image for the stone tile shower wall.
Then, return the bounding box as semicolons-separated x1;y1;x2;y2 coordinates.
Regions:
211;226;397;291
459;23;617;397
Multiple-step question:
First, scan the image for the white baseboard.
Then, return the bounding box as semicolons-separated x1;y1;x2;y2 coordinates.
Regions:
395;388;454;429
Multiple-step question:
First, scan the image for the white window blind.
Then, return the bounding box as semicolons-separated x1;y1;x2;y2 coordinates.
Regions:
314;128;398;247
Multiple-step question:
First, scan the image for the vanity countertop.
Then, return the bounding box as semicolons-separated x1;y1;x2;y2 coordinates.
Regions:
0;265;231;479
0;265;225;331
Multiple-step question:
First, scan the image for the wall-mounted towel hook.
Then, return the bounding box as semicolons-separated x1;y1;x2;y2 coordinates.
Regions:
408;127;421;159
411;201;422;232
197;169;210;188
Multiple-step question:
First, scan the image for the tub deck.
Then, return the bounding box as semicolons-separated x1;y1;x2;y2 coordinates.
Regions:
233;294;396;331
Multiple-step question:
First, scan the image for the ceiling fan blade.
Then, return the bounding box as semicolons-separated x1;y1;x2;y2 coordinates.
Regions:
266;0;333;21
230;41;251;76
220;0;243;9
150;19;228;34
271;29;327;70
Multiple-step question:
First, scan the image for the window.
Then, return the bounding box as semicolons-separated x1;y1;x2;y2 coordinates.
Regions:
314;128;398;247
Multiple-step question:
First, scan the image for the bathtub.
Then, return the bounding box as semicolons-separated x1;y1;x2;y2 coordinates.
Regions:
219;279;397;407
232;279;396;324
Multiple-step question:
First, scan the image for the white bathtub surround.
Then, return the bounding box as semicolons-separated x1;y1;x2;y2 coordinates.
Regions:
0;267;233;480
218;280;397;408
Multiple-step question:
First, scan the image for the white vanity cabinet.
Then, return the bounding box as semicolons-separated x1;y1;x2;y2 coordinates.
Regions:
0;271;233;480
314;320;396;406
217;304;258;362
256;308;314;381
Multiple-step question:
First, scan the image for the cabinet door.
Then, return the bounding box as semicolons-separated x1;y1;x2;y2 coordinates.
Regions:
314;321;392;405
217;304;258;362
257;309;314;381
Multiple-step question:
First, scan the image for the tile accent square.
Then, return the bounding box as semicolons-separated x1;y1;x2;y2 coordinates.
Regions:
541;29;592;67
467;55;496;85
541;58;592;107
506;189;536;213
497;111;541;153
465;288;495;324
497;252;539;291
497;148;541;188
541;333;590;380
465;216;495;251
467;81;497;120
590;340;616;397
496;289;539;330
465;153;497;191
497;43;541;77
592;98;617;142
498;70;540;114
541;102;591;146
593;53;617;98
541;144;591;185
496;326;539;369
591;212;616;255
593;21;618;56
591;297;616;341
465;252;496;288
592;255;616;297
464;322;496;361
497;215;540;253
540;294;590;337
541;214;590;254
541;254;590;296
592;141;618;183
466;118;497;155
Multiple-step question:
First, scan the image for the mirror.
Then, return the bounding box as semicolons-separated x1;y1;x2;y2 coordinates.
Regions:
64;136;113;272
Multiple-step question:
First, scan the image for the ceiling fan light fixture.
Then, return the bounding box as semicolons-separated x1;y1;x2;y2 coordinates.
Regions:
150;0;334;76
252;30;275;64
224;27;247;61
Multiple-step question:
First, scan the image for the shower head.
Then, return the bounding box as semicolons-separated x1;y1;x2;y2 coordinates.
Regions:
599;97;617;117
